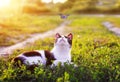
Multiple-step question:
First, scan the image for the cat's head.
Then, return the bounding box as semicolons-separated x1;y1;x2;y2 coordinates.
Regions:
54;33;73;48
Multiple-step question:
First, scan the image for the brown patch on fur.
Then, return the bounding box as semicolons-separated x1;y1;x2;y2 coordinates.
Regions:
55;33;61;43
12;56;26;67
65;36;72;46
45;50;56;66
67;33;73;46
67;37;72;46
23;51;41;57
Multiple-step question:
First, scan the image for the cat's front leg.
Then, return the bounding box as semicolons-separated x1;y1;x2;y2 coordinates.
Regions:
51;60;78;68
51;60;70;67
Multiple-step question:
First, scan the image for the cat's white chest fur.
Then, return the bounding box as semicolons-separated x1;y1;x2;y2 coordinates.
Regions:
51;45;72;67
51;46;71;61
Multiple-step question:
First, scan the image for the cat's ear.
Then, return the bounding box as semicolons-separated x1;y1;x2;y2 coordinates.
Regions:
55;33;61;39
68;33;73;40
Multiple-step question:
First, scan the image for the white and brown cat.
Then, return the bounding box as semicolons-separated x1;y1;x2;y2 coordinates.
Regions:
12;33;73;69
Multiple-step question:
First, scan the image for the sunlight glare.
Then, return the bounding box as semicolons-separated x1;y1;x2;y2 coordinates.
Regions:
0;0;11;8
42;0;67;3
53;0;67;3
42;0;51;3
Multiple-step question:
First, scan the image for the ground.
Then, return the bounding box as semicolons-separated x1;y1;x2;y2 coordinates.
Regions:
0;14;120;82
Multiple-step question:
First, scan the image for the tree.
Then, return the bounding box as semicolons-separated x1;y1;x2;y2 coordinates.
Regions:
22;0;51;14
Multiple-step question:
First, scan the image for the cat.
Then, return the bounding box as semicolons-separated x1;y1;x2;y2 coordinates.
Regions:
51;33;73;67
12;33;73;69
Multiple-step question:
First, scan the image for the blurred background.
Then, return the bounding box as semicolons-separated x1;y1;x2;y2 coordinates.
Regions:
0;0;120;47
0;0;120;16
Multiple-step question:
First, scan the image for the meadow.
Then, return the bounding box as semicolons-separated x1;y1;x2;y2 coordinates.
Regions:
0;15;120;82
105;16;120;28
0;14;63;46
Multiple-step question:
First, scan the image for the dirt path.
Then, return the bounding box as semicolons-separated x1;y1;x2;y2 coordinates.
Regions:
0;21;71;57
102;21;120;36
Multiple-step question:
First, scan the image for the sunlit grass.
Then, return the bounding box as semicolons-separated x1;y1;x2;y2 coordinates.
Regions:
0;15;120;82
105;16;120;28
0;14;63;46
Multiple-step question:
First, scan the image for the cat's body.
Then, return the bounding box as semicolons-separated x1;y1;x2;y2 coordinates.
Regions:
12;33;73;69
51;33;72;66
13;50;55;66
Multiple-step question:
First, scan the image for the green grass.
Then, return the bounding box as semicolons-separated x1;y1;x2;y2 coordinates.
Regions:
104;16;120;28
70;16;120;82
0;15;120;82
0;14;63;46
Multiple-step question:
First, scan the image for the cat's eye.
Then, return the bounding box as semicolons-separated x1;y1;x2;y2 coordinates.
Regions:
58;36;61;38
64;36;68;38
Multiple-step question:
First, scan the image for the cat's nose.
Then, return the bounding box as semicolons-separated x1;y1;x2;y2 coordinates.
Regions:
61;37;65;39
60;37;65;42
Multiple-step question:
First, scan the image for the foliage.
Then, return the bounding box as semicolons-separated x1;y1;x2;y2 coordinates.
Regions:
22;1;51;14
58;0;120;14
0;16;120;82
